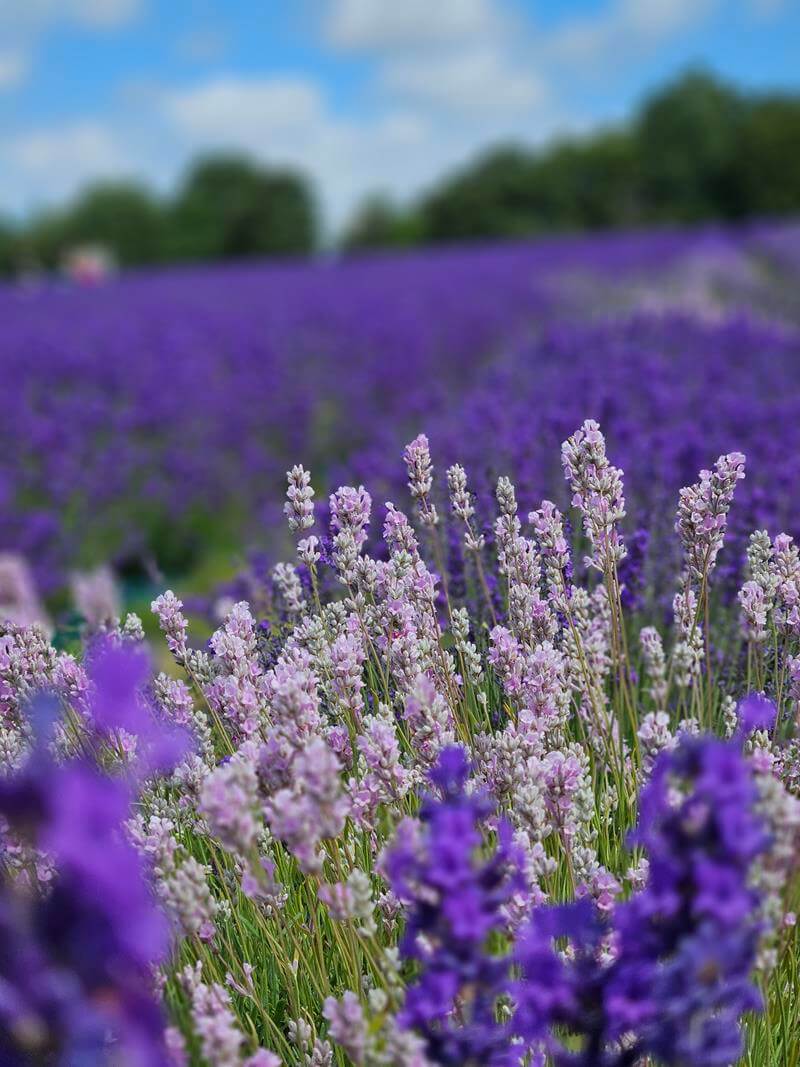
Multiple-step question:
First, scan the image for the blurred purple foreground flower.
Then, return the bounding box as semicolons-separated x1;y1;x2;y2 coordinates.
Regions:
0;644;185;1065
392;734;767;1067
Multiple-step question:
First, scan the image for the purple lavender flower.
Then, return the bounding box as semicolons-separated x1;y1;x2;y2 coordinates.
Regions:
736;692;778;736
0;756;170;1064
513;732;767;1066
385;746;524;1066
89;639;191;776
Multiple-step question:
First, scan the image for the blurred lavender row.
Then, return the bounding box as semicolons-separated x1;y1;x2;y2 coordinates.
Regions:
2;221;799;592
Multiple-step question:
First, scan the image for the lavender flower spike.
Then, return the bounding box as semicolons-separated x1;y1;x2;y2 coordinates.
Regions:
561;419;626;569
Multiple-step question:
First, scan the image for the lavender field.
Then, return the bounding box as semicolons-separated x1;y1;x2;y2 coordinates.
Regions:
2;222;800;1066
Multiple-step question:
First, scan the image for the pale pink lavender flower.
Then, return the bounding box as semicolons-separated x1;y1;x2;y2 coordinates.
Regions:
489;626;568;735
285;464;315;532
739;579;770;643
676;451;746;582
639;625;667;708
402;674;455;766
199;754;262;861
318;869;375;933
403;434;438;527
446;464;473;522
263;646;322;745
329;632;366;719
323;991;367;1065
245;1051;281;1067
351;711;411;827
298;535;320;567
151;590;189;658
560;419;627;568
129;813;218;942
273;561;306;616
182;963;246;1066
330;485;372;583
772;533;800;638
265;737;349;874
637;711;675;771
330;485;371;548
206;602;266;737
165;1026;189;1066
383;502;420;557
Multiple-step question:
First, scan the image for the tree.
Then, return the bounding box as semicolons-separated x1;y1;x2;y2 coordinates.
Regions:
340;194;422;252
419;147;540;242
59;182;164;266
735;96;800;216
0;218;18;277
635;70;745;221
165;155;316;261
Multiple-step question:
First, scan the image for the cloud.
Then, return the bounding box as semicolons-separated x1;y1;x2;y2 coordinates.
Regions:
326;0;498;51
548;0;716;64
164;76;323;143
0;52;28;91
0;0;142;98
0;122;133;211
383;48;547;117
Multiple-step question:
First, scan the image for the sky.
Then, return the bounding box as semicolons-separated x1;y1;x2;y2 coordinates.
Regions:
0;0;798;234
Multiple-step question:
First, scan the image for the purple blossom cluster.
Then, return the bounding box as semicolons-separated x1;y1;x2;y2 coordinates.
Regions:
0;417;799;1066
1;224;799;593
0;645;176;1065
389;733;768;1067
384;746;524;1065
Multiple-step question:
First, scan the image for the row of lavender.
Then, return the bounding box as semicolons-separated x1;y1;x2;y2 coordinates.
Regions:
1;422;799;1065
2;222;799;595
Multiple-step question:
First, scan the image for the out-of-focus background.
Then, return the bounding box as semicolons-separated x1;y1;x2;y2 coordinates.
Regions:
2;1;800;265
1;0;799;630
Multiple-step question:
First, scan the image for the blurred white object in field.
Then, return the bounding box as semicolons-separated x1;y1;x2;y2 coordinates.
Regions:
0;553;51;634
71;564;121;629
62;244;116;285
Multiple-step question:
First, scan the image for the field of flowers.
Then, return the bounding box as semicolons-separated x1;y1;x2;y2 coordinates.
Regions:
1;222;800;1066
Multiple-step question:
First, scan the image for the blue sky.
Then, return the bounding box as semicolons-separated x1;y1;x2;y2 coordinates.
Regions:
1;0;798;232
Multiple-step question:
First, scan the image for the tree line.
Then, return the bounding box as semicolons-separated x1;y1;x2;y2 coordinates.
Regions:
344;70;800;250
1;69;798;274
0;155;317;275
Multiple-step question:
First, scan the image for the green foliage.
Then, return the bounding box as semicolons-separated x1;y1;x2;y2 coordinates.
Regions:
737;96;800;216
0;155;317;276
340;194;423;252
348;69;800;248
60;182;165;265
164;155;316;262
2;69;799;274
635;69;745;221
0;217;18;275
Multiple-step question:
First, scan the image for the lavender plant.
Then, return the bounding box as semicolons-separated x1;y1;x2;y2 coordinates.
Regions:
2;224;800;593
0;422;799;1066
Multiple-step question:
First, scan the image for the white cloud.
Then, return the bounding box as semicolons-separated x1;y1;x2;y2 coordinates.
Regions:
326;0;498;51
0;0;142;97
548;0;716;63
0;52;28;90
383;48;547;117
0;121;132;211
164;77;323;143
